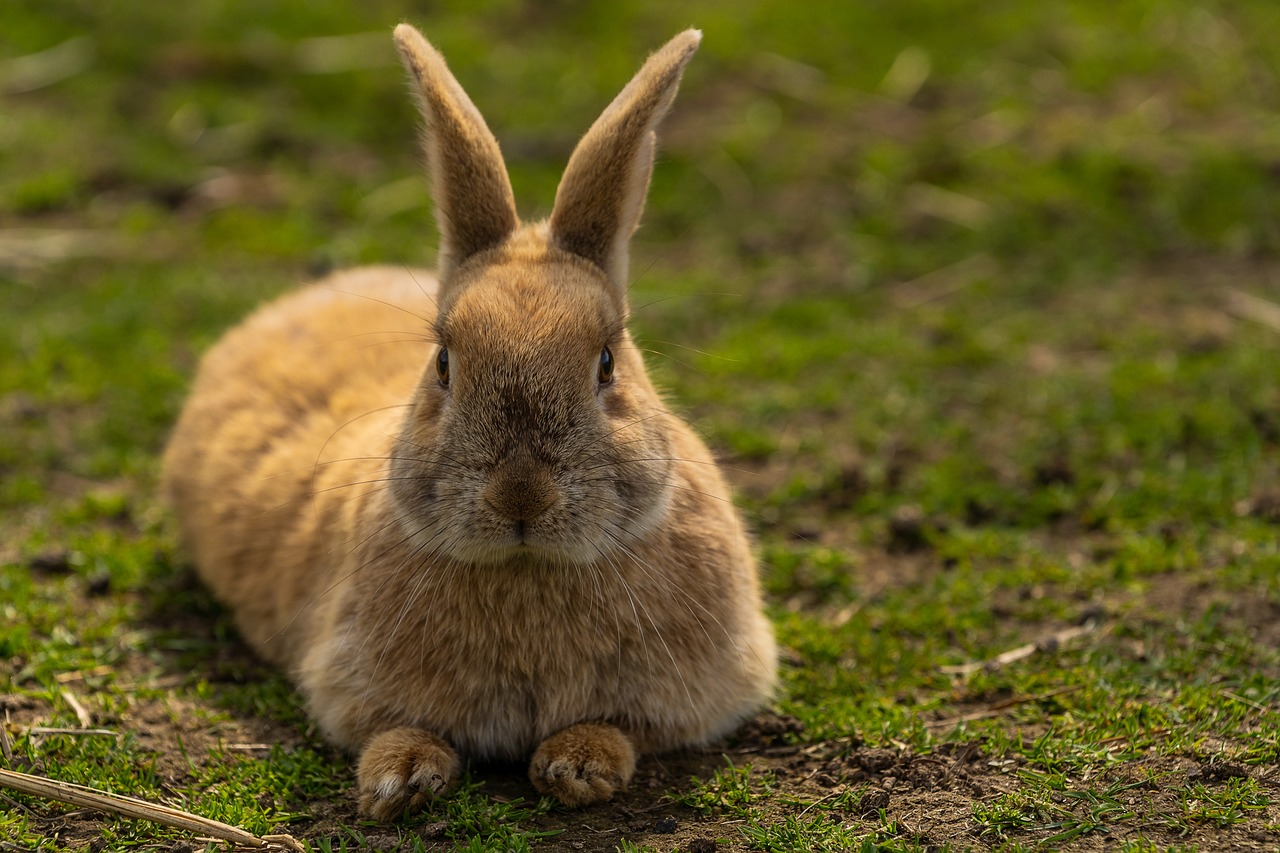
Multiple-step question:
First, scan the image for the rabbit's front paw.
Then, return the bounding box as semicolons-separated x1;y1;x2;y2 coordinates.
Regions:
528;723;636;807
357;727;461;822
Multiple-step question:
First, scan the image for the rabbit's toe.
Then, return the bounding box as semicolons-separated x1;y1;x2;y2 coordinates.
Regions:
357;727;460;822
529;723;636;807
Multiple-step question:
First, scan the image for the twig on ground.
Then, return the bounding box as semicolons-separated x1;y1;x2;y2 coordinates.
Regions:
940;621;1102;676
940;742;982;784
116;673;186;692
580;824;622;835
0;36;93;94
1224;287;1280;333
925;685;1084;730
60;689;92;729
795;788;845;819
0;792;31;813
1096;727;1171;746
1;711;12;764
0;229;131;270
54;666;114;684
1;841;37;853
0;767;304;851
894;253;995;308
1222;690;1271;714
796;737;856;760
828;580;887;628
26;727;118;738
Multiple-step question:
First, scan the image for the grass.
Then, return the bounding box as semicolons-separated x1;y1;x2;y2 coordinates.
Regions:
3;0;1280;850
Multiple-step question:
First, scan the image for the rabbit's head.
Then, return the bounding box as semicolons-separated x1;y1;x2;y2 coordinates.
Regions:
387;26;702;567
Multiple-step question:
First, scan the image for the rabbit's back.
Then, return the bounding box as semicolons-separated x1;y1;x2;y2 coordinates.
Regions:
162;266;439;664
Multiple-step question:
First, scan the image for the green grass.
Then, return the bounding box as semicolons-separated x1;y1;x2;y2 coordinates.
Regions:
4;0;1280;850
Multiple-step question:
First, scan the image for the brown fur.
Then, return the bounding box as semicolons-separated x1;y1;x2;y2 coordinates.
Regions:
162;25;776;820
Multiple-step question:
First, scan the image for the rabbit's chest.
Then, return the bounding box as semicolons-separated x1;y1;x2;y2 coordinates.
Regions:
354;567;701;756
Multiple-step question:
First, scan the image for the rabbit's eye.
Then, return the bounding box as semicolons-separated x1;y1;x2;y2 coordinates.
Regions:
436;347;449;386
598;346;614;384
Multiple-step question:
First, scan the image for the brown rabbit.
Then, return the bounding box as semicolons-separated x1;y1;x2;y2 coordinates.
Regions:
162;24;776;821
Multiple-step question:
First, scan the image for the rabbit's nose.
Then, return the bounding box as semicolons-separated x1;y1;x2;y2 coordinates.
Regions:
483;448;560;524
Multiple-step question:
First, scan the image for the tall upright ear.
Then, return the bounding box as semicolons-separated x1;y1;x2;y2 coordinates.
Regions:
394;24;519;282
549;30;701;297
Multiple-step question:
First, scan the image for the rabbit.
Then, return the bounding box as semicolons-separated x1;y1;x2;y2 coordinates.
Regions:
161;23;777;822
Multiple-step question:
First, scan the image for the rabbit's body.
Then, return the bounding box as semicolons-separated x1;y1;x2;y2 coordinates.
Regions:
164;267;437;668
167;259;772;758
163;26;776;820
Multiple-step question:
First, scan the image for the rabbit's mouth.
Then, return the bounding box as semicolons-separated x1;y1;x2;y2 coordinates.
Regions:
446;531;606;568
429;499;644;568
461;483;673;570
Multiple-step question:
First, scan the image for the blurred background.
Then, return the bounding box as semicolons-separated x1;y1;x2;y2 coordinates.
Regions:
3;1;1280;846
3;1;1278;509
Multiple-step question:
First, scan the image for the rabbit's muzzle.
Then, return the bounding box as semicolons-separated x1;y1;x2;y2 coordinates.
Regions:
482;445;562;532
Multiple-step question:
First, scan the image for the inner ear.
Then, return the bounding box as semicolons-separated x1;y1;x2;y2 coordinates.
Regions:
549;30;701;298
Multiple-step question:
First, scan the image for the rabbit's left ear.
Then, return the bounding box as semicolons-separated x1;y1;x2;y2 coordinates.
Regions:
549;30;702;299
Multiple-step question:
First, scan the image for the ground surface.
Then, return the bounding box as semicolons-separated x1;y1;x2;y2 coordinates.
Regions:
3;1;1280;851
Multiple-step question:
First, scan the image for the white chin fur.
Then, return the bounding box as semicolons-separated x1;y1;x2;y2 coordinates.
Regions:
448;536;608;568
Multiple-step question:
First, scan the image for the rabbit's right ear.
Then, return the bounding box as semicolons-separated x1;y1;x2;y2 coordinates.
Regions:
394;24;518;284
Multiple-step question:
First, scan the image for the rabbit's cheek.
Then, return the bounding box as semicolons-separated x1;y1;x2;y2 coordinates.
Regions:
599;386;635;420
